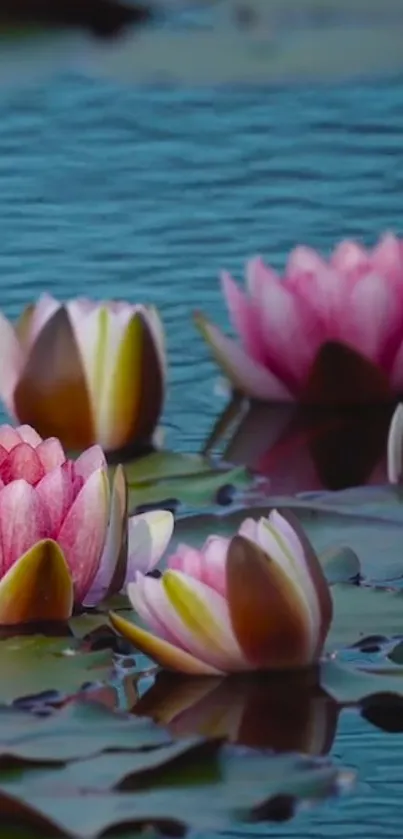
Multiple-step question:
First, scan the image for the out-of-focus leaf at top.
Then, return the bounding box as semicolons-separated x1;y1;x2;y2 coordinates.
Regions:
86;0;403;85
0;0;152;39
1;0;403;87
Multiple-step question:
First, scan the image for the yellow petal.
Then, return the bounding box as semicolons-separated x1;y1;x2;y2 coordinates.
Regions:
14;303;35;348
13;307;95;450
226;535;312;669
0;539;73;625
162;571;245;670
109;611;222;675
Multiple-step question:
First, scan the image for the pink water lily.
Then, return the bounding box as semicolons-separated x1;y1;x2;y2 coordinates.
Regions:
110;509;332;675
0;294;165;453
195;234;403;404
0;424;174;625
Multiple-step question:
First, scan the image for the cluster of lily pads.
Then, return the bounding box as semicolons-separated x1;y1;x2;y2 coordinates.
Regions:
0;236;403;833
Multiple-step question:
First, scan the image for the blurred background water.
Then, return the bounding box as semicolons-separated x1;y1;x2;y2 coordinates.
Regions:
0;5;403;833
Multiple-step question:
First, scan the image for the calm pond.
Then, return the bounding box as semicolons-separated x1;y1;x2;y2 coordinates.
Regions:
0;8;403;838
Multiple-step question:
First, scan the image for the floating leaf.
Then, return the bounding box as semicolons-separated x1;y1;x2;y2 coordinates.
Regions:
0;701;171;762
320;660;403;703
330;585;403;651
0;637;113;704
123;451;252;511
319;546;361;584
173;492;403;581
0;743;349;838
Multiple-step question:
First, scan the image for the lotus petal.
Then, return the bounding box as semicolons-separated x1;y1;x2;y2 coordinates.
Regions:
126;509;174;579
84;465;128;606
36;437;66;471
277;510;333;655
226;535;312;669
109;611;222;676
387;403;403;483
0;480;47;576
0;442;45;486
13;307;95;450
194;312;293;402
127;311;165;446
0;539;73;624
162;571;246;671
35;466;77;537
74;444;107;481
57;467;109;603
0;425;23;452
16;425;43;447
0;312;24;415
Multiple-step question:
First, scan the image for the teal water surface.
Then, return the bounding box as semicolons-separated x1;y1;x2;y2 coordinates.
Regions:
0;71;403;836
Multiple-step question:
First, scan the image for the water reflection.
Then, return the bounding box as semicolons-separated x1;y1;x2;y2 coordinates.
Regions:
204;398;394;492
134;669;339;756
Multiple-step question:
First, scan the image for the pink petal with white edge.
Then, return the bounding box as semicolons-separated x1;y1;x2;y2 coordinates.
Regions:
126;510;174;580
331;240;370;277
285;247;346;331
250;258;321;388
168;537;228;597
74;445;107;481
1;443;45;486
35;466;76;537
0;425;23;452
221;272;267;365
57;467;109;603
16;425;43;447
28;294;61;348
84;465;128;607
372;233;403;282
195;313;293;402
339;272;401;365
0;313;25;415
36;438;66;472
0;479;48;575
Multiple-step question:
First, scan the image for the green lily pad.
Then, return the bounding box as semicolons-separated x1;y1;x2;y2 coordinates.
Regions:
0;637;113;703
173;492;403;582
0;741;349;838
0;701;171;762
320;660;403;703
122;451;252;511
330;584;403;650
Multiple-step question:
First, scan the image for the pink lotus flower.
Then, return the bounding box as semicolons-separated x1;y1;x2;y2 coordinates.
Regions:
195;234;403;404
0;294;165;453
0;424;174;625
110;509;332;675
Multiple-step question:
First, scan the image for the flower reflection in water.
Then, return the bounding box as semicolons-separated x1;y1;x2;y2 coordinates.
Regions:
134;669;339;757
205;397;393;493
